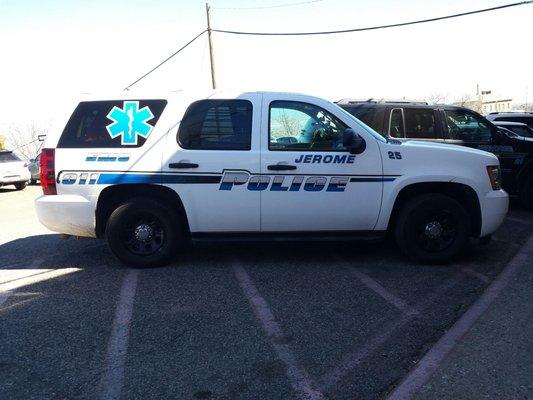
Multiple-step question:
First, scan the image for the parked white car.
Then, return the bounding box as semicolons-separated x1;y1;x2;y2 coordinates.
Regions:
0;150;30;190
35;90;508;266
28;153;41;184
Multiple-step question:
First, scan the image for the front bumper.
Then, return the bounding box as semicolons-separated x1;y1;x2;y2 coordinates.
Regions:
479;189;509;237
35;194;97;238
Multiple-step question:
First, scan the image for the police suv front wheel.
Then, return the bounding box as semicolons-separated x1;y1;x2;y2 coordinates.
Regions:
394;194;470;264
106;198;183;267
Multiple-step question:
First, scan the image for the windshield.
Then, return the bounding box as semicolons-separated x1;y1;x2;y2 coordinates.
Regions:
0;152;20;162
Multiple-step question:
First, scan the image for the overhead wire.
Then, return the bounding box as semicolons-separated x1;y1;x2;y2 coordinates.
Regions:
212;1;533;35
125;1;532;89
212;0;324;10
124;30;207;90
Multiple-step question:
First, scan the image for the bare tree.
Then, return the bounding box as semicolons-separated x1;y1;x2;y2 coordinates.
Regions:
425;92;448;105
276;110;301;138
5;123;49;160
453;93;484;113
455;93;471;107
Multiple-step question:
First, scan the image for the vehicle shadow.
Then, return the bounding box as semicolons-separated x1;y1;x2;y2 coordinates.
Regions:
0;187;18;193
0;234;113;270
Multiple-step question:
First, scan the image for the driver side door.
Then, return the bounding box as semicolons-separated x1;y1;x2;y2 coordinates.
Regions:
442;108;518;185
260;93;383;232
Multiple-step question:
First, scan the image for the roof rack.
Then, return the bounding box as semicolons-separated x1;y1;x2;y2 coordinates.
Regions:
336;98;429;105
488;111;533;115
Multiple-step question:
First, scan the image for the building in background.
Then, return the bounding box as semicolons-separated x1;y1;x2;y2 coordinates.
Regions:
456;85;513;114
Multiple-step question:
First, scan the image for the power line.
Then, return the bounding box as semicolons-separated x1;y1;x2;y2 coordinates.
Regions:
125;0;532;89
212;0;324;10
124;30;207;90
212;0;532;35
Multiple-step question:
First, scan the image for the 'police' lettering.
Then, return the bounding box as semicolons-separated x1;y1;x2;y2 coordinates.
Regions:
219;172;349;193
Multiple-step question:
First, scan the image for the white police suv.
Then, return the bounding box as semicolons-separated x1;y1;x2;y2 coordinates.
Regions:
36;91;508;266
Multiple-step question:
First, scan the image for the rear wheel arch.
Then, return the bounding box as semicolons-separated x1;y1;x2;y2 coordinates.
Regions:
388;182;481;237
95;184;189;239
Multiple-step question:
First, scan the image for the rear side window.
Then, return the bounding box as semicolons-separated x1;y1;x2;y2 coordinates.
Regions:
404;108;437;139
178;99;252;150
58;100;167;148
0;152;20;162
342;106;384;134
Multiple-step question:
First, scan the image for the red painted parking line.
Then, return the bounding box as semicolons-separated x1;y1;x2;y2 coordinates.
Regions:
320;272;463;391
232;262;324;400
386;235;533;400
99;269;139;400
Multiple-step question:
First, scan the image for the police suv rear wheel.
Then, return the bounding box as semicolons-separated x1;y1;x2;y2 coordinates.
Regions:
106;198;183;267
395;194;470;264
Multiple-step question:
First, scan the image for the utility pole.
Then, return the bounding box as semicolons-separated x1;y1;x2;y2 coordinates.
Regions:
206;3;217;90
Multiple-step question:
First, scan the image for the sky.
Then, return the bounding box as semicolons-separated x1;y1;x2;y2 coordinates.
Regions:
0;0;531;135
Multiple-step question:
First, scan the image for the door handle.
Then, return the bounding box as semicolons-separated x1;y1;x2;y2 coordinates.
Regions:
169;162;199;169
267;164;297;171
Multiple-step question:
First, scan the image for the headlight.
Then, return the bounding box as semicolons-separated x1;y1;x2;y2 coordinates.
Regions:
486;165;501;190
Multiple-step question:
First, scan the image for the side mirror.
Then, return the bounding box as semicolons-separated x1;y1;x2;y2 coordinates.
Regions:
342;128;366;154
38;134;46;142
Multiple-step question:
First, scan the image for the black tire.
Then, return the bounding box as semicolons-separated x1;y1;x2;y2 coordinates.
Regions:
519;174;533;210
394;194;470;264
30;179;37;185
14;182;27;191
106;197;184;267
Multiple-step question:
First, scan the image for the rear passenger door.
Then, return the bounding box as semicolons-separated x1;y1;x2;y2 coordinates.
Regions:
163;95;261;233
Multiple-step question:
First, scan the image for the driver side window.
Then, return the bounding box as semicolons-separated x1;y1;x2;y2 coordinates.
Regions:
269;101;348;151
444;109;492;142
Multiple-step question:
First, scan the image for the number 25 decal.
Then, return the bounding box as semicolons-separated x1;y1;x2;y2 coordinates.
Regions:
388;151;402;160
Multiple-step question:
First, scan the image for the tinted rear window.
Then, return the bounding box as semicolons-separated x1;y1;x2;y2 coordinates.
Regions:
340;106;385;135
177;99;252;150
0;152;20;162
58;100;167;148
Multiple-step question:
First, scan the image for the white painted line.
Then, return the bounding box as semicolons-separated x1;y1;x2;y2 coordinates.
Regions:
320;272;463;391
0;291;11;307
100;269;140;400
461;267;490;284
349;268;416;314
386;235;533;400
232;261;324;400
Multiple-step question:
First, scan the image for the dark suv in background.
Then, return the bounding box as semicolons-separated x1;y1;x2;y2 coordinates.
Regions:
485;112;533;128
338;99;533;208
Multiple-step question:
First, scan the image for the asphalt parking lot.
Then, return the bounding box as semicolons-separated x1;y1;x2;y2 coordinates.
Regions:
1;185;532;400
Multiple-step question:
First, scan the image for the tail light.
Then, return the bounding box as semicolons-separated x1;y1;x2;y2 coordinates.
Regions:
23;162;28;168
40;148;57;195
